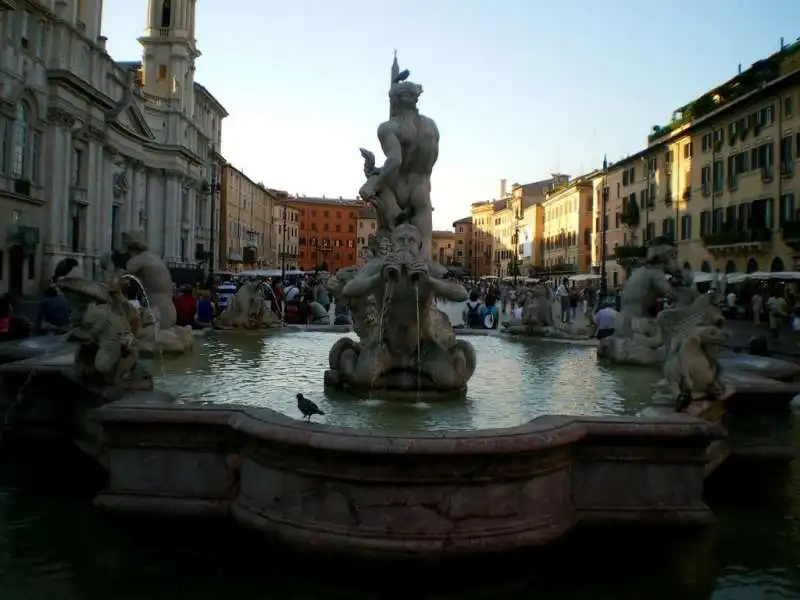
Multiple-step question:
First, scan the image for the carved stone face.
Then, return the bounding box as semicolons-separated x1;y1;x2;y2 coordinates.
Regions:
391;224;422;258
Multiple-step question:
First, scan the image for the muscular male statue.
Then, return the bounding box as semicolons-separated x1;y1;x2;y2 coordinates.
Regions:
327;223;474;391
358;59;439;258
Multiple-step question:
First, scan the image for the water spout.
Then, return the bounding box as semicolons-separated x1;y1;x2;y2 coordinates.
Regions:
119;273;151;309
414;282;421;402
378;280;393;347
259;282;285;325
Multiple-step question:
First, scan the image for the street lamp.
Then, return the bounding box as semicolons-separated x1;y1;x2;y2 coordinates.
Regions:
281;196;289;278
600;155;609;294
203;145;220;278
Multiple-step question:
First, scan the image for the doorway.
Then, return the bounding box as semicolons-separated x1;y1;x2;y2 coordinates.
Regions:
8;245;24;299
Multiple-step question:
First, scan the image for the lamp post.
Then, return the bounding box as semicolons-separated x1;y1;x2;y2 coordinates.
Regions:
205;144;220;277
281;196;289;278
600;155;609;294
511;205;522;286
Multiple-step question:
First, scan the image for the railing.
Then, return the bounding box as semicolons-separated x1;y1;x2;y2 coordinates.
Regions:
614;245;647;261
620;206;640;226
702;227;772;246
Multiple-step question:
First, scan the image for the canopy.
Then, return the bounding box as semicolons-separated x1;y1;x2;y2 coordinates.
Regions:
568;274;601;282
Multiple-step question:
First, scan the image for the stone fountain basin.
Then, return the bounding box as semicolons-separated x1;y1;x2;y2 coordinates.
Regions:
89;395;721;559
718;351;800;382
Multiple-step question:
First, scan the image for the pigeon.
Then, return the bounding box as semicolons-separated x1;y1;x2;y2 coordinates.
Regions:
394;69;410;83
296;393;325;422
52;257;78;282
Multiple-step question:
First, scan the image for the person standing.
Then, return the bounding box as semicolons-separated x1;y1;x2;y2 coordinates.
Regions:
555;278;570;323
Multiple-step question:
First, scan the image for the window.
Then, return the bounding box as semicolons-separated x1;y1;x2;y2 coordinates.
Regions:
683;142;693;159
780;193;796;225
72;148;82;186
680;215;692;241
785;95;794;117
780;135;793;167
0;118;6;173
27;253;34;280
111;204;120;250
11;102;30;179
36;20;46;58
158;65;167;80
20;12;31;50
161;0;172;27
31;131;40;182
701;133;712;152
750;142;774;171
713;159;724;194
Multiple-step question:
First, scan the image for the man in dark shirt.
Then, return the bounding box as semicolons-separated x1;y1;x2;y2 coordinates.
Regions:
36;286;70;333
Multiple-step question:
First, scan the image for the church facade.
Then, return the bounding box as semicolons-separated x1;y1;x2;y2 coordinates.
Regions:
0;0;226;296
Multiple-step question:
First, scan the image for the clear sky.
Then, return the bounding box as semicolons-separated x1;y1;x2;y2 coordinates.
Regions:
102;0;800;229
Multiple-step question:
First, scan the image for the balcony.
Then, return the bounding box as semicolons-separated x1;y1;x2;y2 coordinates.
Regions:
614;245;647;266
620;203;640;227
682;187;691;201
780;162;794;178
0;0;17;9
664;193;673;207
6;224;39;254
702;224;772;256
761;166;774;183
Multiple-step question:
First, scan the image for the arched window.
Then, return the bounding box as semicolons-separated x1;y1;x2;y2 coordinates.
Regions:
701;260;712;273
683;261;692;271
161;0;172;27
11;101;30;179
725;260;737;274
746;258;759;273
771;257;785;272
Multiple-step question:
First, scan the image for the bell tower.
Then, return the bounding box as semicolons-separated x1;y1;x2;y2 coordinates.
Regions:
138;0;199;108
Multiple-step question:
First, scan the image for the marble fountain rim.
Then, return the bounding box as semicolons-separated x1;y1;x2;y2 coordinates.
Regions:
90;399;723;456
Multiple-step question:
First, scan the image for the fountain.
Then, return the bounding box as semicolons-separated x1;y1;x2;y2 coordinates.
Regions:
214;281;281;330
102;230;195;356
598;235;800;384
0;54;796;564
324;53;477;398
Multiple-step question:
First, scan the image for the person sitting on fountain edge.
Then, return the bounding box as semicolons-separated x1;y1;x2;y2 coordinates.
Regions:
173;286;197;328
35;285;70;334
195;290;215;328
479;294;499;329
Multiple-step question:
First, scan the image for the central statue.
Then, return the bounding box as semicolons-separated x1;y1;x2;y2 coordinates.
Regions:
325;54;477;398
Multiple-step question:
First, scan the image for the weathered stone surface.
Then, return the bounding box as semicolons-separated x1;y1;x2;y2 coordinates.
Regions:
90;401;722;559
718;352;800;382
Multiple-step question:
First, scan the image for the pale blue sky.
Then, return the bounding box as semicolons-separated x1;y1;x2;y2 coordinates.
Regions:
102;0;800;229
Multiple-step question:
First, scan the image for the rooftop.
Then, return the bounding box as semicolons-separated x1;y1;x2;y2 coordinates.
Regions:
647;37;800;144
288;195;362;207
358;205;378;219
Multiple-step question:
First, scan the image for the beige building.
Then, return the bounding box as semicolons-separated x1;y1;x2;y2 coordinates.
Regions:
357;205;377;265
543;175;595;274
431;230;456;265
219;165;274;271
470;200;495;276
601;44;800;283
272;189;299;272
452;216;472;270
470;176;568;277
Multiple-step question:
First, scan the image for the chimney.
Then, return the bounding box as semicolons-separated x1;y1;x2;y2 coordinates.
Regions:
500;179;507;198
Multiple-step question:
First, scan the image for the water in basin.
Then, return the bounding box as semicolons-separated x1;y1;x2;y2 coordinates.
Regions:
150;330;659;430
